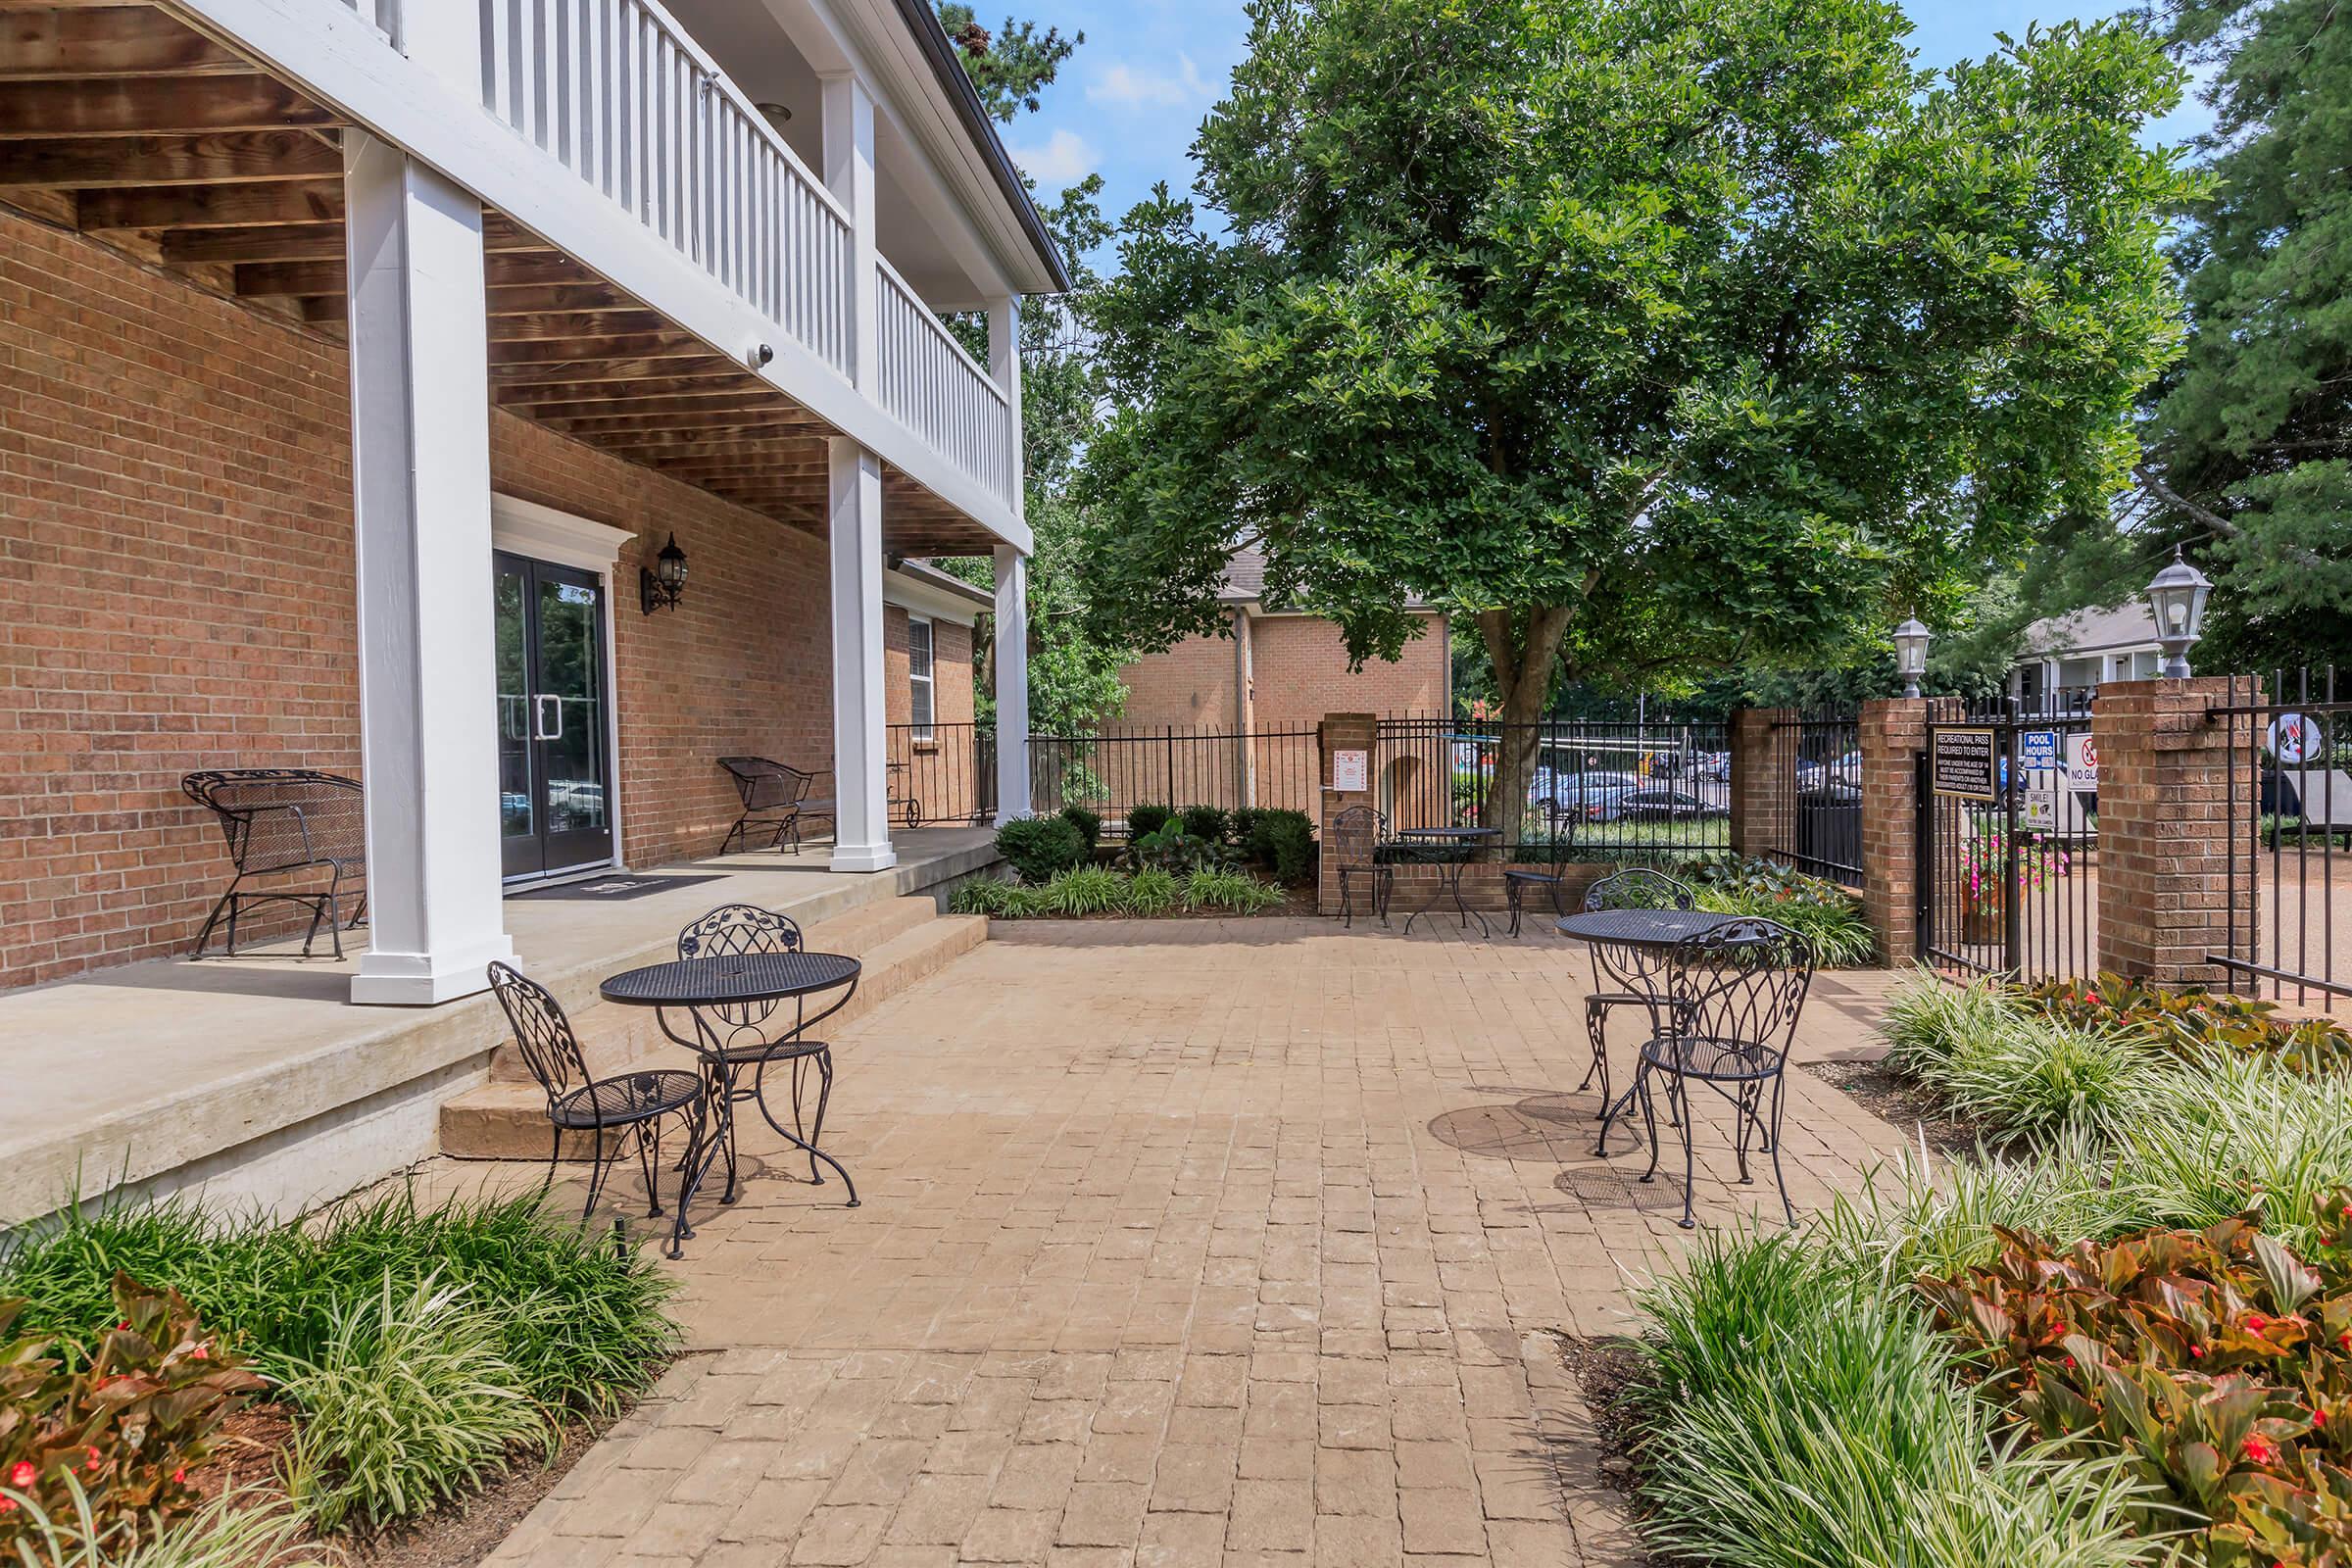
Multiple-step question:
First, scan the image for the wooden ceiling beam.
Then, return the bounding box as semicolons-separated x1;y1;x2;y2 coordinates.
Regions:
232;258;337;296
0;8;246;78
513;392;794;420
79;176;338;229
0;129;337;187
488;310;674;341
486;332;715;369
491;368;759;399
532;415;821;440
0;76;336;136
483;283;644;316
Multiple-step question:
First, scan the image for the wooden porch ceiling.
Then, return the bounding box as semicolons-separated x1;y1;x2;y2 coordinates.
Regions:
0;1;1000;555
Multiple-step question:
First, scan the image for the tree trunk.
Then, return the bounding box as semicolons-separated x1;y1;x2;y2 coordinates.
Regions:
1476;606;1573;840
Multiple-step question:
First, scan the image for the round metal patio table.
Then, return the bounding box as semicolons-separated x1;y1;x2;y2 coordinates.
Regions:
600;951;860;1258
1555;908;1740;1151
1390;826;1503;936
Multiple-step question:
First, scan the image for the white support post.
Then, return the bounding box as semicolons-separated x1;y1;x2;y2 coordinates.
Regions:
988;294;1023;514
343;131;514;1004
821;74;878;392
828;437;897;871
994;545;1032;825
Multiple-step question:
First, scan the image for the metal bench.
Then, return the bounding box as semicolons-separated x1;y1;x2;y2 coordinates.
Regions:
180;768;367;958
717;758;836;855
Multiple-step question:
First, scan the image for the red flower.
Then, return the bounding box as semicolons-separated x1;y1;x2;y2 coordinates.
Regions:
2247;1315;2268;1331
190;1345;208;1360
2315;1409;2329;1428
172;1468;186;1485
2064;1356;2077;1369
6;1462;30;1489
2190;1345;2206;1358
2243;1434;2279;1464
1;1497;17;1513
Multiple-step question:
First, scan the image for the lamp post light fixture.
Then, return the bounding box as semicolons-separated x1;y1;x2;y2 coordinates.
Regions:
640;533;688;614
2145;543;2213;679
1893;614;1931;700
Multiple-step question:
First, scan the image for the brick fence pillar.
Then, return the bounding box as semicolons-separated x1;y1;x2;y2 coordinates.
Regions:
1855;697;1943;965
1317;712;1374;915
1728;708;1795;863
2093;677;2253;986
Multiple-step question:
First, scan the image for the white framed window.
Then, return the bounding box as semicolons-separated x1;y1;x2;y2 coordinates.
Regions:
906;615;935;741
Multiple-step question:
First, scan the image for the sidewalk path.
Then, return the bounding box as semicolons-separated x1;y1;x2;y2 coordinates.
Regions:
481;919;1909;1567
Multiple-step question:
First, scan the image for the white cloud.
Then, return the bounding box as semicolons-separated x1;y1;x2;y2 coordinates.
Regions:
1086;53;1210;110
1007;127;1101;185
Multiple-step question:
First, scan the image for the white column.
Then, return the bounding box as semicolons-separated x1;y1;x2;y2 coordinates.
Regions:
994;545;1032;825
821;74;878;392
988;294;1023;514
343;130;514;1004
828;437;897;871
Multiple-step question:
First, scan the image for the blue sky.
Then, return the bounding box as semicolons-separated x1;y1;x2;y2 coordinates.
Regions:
999;1;2215;270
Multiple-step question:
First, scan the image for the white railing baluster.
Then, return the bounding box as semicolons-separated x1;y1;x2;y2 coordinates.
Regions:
873;257;1012;506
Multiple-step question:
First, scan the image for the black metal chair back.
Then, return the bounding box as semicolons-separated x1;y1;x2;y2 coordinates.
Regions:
678;904;803;1034
1329;805;1387;866
486;960;592;1113
1665;918;1815;1065
717;757;813;812
182;769;365;874
1583;867;1694;914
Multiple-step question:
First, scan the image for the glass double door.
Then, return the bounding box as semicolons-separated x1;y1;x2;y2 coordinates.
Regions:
494;553;613;881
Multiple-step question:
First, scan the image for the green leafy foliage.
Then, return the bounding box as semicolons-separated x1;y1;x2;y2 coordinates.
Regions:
2020;972;2352;1076
278;1271;552;1533
1922;1201;2352;1565
994;816;1087;885
1056;804;1102;851
1031;866;1126;916
1630;1233;2153;1567
1178;806;1229;844
1079;0;2195;820
3;1477;331;1568
1245;809;1316;885
1182;869;1284;914
1127;822;1225;875
1934;1021;2161;1145
1675;856;1877;967
0;1277;260;1554
954;865;1280;918
1122;867;1179;915
1125;805;1173;838
0;1189;677;1417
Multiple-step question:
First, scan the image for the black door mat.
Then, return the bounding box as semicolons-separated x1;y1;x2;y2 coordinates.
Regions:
511;873;726;902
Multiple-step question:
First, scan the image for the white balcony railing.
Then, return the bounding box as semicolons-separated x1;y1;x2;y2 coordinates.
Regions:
477;0;853;377
330;0;398;41
876;258;1012;507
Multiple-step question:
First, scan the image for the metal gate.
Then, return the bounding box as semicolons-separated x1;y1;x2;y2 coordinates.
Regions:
1917;708;2099;980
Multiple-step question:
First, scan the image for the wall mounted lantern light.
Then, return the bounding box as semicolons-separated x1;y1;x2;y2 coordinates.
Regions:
2145;544;2213;679
1893;614;1931;700
640;533;688;615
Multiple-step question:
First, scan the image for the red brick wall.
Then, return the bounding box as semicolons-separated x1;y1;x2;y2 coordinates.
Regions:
1115;612;1242;728
2093;677;2255;985
0;208;849;989
1248;612;1449;727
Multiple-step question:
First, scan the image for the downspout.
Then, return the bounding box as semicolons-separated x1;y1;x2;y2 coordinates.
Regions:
1235;605;1256;808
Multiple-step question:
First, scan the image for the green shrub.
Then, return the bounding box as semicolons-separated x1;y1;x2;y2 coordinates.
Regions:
1936;1019;2160;1144
2020;970;2352;1075
1228;808;1262;847
1033;866;1127;915
3;1477;332;1568
1130;821;1223;874
994;816;1086;884
278;1271;552;1533
1123;867;1179;915
1883;967;2017;1080
1249;809;1316;884
0;1189;676;1417
1057;804;1102;851
1633;1233;2152;1568
950;876;1022;915
1179;805;1230;843
0;1278;261;1555
1183;868;1285;913
1691;883;1876;967
1125;805;1174;838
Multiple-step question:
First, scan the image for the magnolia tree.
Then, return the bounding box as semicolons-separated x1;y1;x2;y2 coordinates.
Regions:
1078;0;2196;828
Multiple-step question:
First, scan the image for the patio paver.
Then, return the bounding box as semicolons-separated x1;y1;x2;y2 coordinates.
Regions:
471;918;1911;1567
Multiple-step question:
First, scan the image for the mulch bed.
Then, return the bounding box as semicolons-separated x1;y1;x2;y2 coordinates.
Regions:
1800;1057;1984;1158
1557;1336;1663;1568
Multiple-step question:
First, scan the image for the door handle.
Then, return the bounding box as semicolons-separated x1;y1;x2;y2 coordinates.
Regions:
534;694;564;741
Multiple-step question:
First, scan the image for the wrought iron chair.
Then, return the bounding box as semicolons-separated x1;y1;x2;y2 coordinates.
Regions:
716;758;836;855
676;904;852;1200
1329;805;1394;928
1626;919;1816;1230
485;961;703;1224
1577;868;1697;1122
180;769;368;958
1503;799;1578;937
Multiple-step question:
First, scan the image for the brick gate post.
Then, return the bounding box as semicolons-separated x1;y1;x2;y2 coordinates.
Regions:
1318;713;1376;915
1856;698;1936;965
1728;708;1795;863
2093;677;2252;986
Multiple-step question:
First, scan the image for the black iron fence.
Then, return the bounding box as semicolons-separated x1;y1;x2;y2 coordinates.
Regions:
1917;703;2099;982
2211;666;2350;1011
885;722;995;827
1371;716;1730;858
1026;725;1323;827
1768;710;1862;887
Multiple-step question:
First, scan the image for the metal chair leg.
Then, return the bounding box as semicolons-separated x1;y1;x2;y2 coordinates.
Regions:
1677;1084;1698;1230
637;1117;666;1218
1767;1073;1795;1226
578;1123;612;1225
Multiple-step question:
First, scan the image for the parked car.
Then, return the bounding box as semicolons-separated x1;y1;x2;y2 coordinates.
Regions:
1609;788;1729;824
1692;751;1732;782
1531;768;1642;808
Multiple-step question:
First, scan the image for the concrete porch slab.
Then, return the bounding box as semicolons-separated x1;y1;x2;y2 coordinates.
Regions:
0;828;1000;1230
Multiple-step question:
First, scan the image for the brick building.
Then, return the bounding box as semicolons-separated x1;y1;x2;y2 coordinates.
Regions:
1116;550;1451;729
0;0;1062;997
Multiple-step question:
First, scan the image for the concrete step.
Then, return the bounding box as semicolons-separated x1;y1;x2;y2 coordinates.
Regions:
440;906;986;1160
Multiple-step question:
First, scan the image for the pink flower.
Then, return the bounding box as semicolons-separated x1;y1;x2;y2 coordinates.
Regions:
2190;1345;2205;1358
7;1462;30;1489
